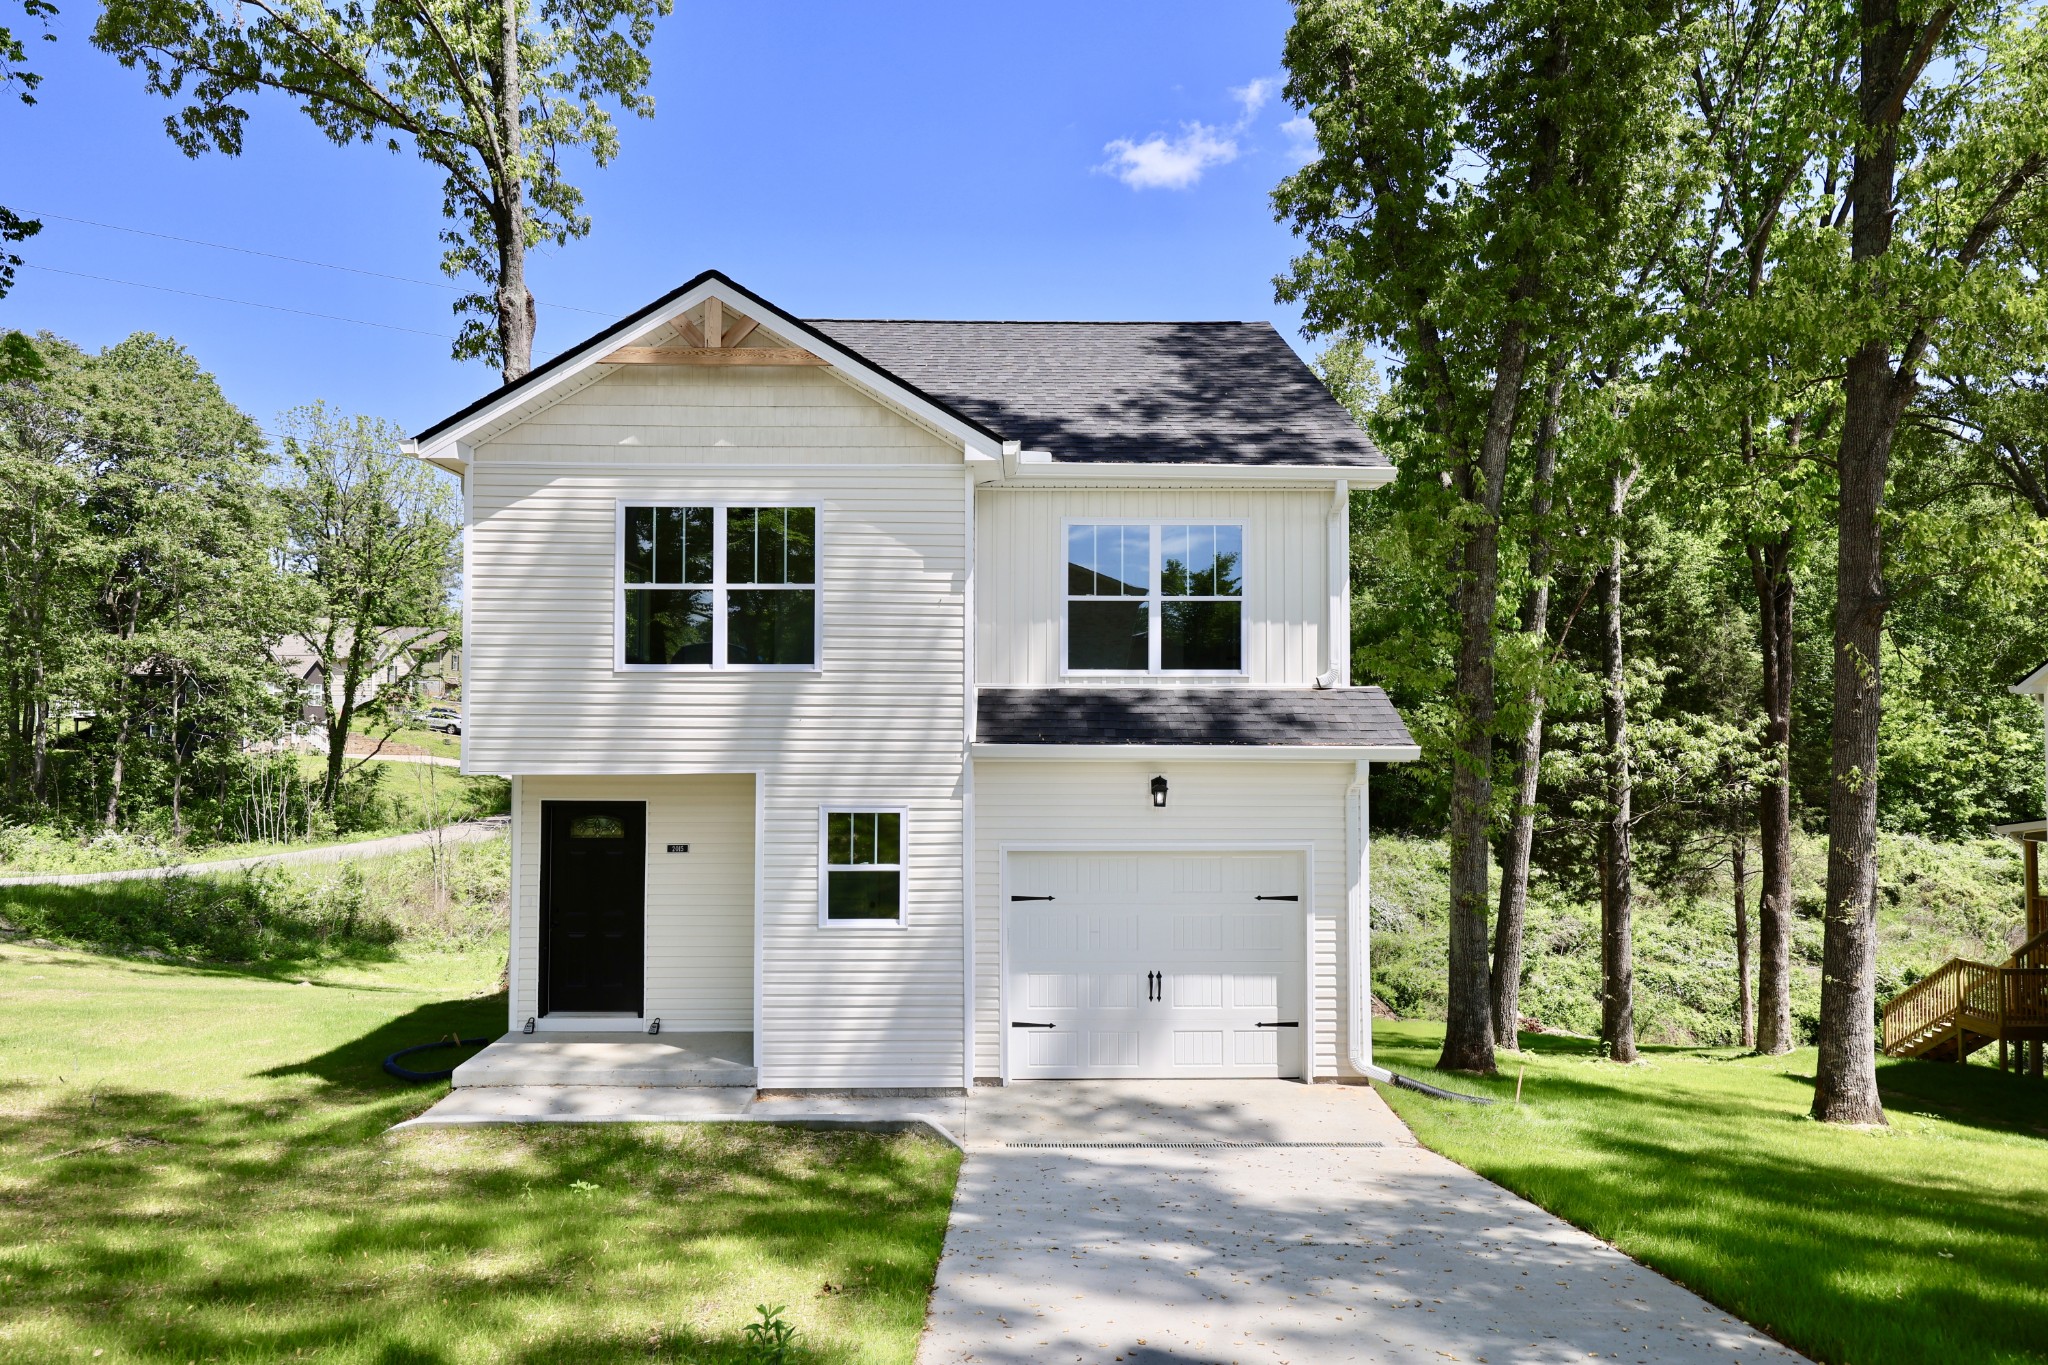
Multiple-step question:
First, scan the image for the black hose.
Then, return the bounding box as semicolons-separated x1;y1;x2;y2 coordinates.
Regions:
1388;1070;1496;1105
383;1036;491;1083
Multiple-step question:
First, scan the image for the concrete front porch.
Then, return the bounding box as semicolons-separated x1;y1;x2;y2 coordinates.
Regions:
451;1031;757;1089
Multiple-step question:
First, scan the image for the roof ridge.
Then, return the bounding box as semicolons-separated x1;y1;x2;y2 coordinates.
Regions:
805;318;1263;327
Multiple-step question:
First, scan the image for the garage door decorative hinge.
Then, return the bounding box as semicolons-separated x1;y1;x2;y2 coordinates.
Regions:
1256;1021;1301;1028
1010;894;1055;901
1255;894;1299;902
1010;1021;1056;1029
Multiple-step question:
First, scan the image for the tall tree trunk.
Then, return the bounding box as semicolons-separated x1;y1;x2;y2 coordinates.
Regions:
1733;832;1755;1049
495;0;534;383
1599;467;1637;1063
102;702;131;830
1491;367;1567;1046
1814;0;1934;1127
1438;323;1532;1076
1748;535;1797;1053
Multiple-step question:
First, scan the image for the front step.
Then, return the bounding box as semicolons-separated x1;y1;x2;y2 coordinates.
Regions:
452;1030;757;1088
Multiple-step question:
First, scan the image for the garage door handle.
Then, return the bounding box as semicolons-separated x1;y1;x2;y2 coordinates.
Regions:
1255;894;1299;902
1011;1021;1056;1029
1256;1021;1300;1028
1011;894;1056;902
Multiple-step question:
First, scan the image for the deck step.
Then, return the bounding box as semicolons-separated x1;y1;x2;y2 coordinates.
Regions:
452;1031;757;1089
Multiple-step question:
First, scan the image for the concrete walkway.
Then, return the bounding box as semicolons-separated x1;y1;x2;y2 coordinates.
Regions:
0;819;504;887
917;1081;1805;1365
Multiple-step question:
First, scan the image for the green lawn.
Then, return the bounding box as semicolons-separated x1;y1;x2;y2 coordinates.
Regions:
0;942;960;1363
1372;1021;2048;1365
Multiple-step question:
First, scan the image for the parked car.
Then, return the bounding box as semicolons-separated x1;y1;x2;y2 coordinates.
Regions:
421;706;462;735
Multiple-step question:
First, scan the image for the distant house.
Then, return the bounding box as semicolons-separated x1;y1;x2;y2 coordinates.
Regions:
407;270;1418;1092
273;627;454;726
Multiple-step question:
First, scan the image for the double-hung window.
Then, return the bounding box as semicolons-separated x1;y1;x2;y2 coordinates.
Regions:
820;809;904;924
1065;522;1244;673
620;504;817;668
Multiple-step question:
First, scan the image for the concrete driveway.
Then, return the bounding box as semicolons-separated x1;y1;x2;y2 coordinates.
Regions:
917;1081;1803;1365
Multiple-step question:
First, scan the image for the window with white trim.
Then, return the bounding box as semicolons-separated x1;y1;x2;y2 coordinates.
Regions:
620;504;816;668
1065;522;1244;673
821;810;903;922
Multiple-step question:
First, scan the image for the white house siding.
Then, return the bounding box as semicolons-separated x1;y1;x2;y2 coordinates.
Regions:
971;758;1357;1082
469;363;968;1089
974;487;1333;687
512;774;755;1029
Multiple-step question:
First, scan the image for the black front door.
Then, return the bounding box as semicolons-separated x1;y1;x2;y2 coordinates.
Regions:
541;800;646;1015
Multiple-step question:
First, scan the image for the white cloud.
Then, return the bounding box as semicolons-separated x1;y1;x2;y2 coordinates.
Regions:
1282;114;1317;163
1098;123;1240;191
1231;77;1277;122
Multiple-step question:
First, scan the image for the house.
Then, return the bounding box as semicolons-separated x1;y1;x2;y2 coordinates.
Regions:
274;627;455;726
407;270;1418;1093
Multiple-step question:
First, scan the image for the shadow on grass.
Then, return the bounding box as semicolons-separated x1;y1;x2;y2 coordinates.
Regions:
1374;1024;2048;1365
258;991;510;1098
0;1077;954;1363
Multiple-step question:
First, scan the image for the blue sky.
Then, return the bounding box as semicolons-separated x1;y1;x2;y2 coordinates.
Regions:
2;1;1323;439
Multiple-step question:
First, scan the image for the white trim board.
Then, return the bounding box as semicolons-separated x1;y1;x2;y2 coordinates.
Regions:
973;743;1422;762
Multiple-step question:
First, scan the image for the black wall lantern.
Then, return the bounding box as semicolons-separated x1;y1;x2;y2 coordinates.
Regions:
1150;775;1169;808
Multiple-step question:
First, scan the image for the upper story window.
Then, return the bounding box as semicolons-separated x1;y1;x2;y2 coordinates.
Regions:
619;504;817;669
1066;522;1244;674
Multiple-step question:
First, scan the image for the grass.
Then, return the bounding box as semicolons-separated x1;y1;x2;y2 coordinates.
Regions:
1371;1020;2048;1365
0;940;960;1363
0;765;506;876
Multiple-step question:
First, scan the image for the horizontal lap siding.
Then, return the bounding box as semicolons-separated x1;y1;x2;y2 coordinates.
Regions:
473;364;968;1089
976;488;1329;687
514;775;754;1029
970;760;1356;1081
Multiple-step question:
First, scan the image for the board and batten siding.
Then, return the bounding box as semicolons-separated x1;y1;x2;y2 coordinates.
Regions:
975;487;1333;687
469;363;969;1089
513;775;755;1029
971;759;1358;1081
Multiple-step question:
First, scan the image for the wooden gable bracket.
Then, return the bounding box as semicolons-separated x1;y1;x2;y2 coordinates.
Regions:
602;299;825;366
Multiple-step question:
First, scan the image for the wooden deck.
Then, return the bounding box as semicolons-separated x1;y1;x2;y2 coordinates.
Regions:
1883;833;2048;1078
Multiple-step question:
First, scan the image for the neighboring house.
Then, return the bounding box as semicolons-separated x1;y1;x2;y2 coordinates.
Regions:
408;270;1418;1092
273;628;453;725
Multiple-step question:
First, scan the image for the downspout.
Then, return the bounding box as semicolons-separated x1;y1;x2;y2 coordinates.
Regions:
1316;480;1348;689
1347;760;1391;1082
961;463;978;1091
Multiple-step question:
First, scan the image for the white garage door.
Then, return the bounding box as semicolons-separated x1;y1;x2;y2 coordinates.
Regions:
1005;850;1307;1080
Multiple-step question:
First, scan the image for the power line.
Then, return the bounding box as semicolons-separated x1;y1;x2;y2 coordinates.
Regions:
26;211;617;316
19;263;455;340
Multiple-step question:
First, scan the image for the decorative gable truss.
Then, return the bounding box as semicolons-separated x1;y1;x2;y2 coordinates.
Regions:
602;297;828;368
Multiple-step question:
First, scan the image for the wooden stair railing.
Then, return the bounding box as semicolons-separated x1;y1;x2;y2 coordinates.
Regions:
1883;959;1973;1055
1881;929;2048;1067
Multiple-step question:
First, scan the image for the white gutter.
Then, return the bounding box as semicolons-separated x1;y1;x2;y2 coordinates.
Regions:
999;456;1397;487
1347;759;1393;1084
972;743;1422;762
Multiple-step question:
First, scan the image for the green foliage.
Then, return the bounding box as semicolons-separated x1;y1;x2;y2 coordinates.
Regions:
0;831;510;962
92;0;673;373
1371;830;2027;1045
740;1304;798;1365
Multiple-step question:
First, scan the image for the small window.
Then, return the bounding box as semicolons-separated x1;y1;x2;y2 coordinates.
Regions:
822;810;903;923
568;815;626;839
620;504;817;669
1066;522;1244;674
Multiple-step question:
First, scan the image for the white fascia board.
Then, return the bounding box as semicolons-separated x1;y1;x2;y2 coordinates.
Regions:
402;439;469;477
972;742;1422;762
412;278;1006;463
2012;661;2048;695
1003;459;1396;487
1993;818;2048;839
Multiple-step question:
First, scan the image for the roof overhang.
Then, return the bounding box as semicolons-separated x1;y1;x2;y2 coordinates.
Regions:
408;270;1009;466
984;452;1396;487
1993;818;2048;841
2012;659;2048;696
972;742;1421;762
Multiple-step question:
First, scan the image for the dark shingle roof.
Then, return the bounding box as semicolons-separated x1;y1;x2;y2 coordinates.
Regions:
977;687;1416;749
806;320;1385;467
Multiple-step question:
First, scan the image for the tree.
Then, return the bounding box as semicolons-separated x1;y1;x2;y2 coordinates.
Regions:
1597;455;1642;1062
276;404;458;809
66;335;288;831
93;0;670;380
1276;0;1685;1073
2;0;57;375
1811;1;2048;1125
